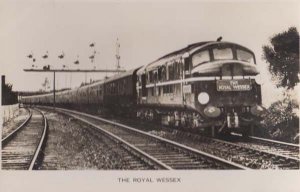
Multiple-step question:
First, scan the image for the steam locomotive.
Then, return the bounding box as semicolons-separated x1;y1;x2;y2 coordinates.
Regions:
21;41;264;137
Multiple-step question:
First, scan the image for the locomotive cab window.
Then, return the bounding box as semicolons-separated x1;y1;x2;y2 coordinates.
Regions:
236;49;255;64
192;50;210;66
213;47;233;60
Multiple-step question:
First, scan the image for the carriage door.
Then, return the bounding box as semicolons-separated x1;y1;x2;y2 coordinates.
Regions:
141;74;147;97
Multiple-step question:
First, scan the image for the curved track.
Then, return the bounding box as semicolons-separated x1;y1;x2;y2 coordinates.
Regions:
2;108;32;141
48;107;248;170
2;108;48;170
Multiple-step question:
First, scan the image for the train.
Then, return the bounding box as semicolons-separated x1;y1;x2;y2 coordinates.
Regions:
21;40;264;137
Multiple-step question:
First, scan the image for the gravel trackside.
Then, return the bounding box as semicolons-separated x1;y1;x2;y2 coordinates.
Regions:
40;110;150;170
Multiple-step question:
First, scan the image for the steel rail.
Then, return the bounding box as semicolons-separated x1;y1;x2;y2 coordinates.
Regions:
232;133;300;147
2;108;32;146
249;136;300;147
212;135;300;162
28;108;48;170
51;107;249;170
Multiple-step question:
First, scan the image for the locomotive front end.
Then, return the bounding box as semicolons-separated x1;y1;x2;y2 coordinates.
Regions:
135;41;263;137
192;78;263;132
184;42;264;135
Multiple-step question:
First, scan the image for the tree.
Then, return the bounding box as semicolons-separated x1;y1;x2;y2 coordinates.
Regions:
262;27;299;89
261;27;299;143
2;83;18;105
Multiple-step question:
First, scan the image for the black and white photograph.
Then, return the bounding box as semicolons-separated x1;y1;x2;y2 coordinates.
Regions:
1;0;299;191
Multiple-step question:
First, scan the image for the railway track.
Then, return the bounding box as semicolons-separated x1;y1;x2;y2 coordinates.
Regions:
40;111;154;170
230;133;300;160
152;130;299;169
109;116;300;169
75;113;299;170
1;108;48;170
82;126;156;170
2;108;32;139
209;138;299;169
46;107;248;170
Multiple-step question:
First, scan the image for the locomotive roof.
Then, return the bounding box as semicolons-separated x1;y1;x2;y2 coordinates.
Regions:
136;41;255;74
158;41;254;61
158;41;211;60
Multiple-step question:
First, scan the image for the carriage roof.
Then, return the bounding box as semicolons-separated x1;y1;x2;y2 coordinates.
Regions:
103;67;141;84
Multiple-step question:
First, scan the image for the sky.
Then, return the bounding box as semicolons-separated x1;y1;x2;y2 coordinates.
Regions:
0;0;299;106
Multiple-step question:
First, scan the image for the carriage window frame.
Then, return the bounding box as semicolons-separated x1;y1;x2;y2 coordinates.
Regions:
162;85;173;94
170;61;181;80
168;63;174;80
161;65;167;81
148;71;153;83
158;67;162;81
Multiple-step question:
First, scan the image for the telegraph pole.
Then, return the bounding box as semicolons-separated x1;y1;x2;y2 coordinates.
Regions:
116;38;121;72
53;71;56;108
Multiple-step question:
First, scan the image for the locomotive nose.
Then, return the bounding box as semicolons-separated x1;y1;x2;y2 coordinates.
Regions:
221;62;259;77
222;63;242;76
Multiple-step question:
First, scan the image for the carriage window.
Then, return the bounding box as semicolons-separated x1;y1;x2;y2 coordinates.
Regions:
148;71;153;83
146;73;149;83
163;85;173;94
213;47;233;60
174;62;178;79
153;71;158;82
173;62;181;79
168;64;174;80
237;49;255;64
161;66;167;81
192;50;210;66
158;67;162;81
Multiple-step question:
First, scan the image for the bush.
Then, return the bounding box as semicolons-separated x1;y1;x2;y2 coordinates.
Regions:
261;97;299;143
